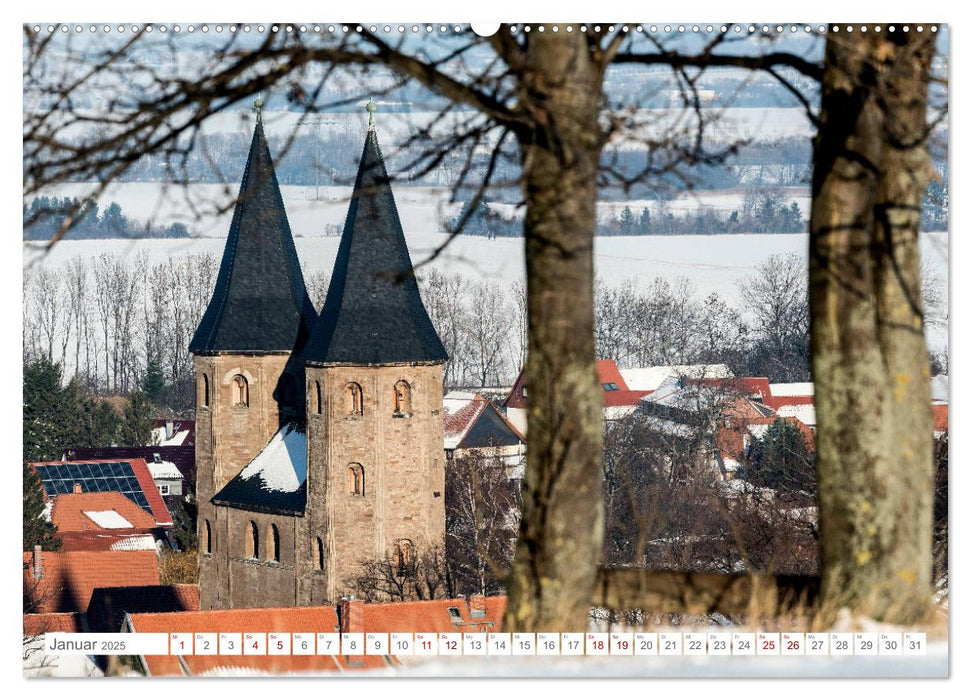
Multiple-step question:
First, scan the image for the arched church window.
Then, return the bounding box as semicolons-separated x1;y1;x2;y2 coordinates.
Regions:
270;524;280;563
393;380;412;416
200;374;210;408
394;539;415;574
316;537;325;571
346;382;363;415
315;381;323;415
232;374;249;407
347;464;365;496
245;521;259;559
204;519;212;554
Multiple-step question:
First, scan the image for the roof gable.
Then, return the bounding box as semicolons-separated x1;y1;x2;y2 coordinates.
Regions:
189;121;316;354
302;128;447;365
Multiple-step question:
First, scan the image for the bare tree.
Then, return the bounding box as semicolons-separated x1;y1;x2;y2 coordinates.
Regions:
446;448;519;596
63;257;91;385
462;280;511;387
304;269;330;310
418;269;467;389
741;253;810;381
343;545;454;603
30;267;62;363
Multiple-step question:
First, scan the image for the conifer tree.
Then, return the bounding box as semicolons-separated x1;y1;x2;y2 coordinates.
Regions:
23;462;60;552
119;391;155;446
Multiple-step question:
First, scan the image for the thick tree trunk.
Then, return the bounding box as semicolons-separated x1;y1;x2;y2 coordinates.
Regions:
503;33;605;632
809;27;937;623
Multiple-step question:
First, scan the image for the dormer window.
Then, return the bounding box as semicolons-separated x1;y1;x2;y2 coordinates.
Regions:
346;383;363;415
393;380;412;416
232;375;249;407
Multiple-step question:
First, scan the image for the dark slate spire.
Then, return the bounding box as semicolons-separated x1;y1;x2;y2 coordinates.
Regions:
302;116;448;365
189;111;316;354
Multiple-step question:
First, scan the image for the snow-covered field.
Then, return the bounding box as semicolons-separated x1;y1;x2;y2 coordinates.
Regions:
23;181;949;353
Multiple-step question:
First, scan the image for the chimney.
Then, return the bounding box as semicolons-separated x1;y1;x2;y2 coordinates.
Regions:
468;594;487;617
32;545;43;580
338;596;364;634
165;420;174;441
73;482;82;494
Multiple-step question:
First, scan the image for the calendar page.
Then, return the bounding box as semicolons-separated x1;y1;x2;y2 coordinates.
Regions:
20;13;949;681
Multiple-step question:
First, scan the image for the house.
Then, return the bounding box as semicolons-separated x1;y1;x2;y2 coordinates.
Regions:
444;391;526;481
50;491;170;552
503;359;652;434
23;548;161;614
151;418;195;446
619;363;734;393
65;445;195;500
30;459;174;527
192;100;447;609
639;375;814;479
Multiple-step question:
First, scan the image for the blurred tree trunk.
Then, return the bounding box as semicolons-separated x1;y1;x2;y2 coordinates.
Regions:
809;26;937;623
504;32;605;632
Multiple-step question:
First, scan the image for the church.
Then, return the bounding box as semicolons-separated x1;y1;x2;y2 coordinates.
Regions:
189;99;448;609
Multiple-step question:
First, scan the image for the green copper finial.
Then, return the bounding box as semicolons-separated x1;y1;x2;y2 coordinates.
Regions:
254;93;264;123
366;97;377;129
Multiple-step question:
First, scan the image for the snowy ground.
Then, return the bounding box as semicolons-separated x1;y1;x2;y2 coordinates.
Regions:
23;196;949;355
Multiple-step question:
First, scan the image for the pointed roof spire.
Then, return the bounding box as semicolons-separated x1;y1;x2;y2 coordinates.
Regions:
302;126;447;365
366;97;377;130
254;93;265;124
190;120;317;354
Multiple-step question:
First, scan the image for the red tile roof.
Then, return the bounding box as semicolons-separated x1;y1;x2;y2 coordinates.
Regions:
596;359;629;390
348;596;506;634
694;376;772;402
57;531;161;552
51;491;159;531
31;459;173;526
23;612;85;636
127;607;386;676
23;550;161;614
602;389;652;408
506;362;650;411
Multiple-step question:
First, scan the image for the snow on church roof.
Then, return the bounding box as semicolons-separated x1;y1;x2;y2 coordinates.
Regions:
212;423;307;516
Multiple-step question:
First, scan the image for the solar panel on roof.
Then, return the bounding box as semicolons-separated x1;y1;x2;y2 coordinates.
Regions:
34;461;156;516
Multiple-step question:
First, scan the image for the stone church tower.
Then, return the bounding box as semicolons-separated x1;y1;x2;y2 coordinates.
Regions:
191;99;447;609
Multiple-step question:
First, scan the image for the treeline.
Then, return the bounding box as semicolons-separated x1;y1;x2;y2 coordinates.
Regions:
23;197;190;241
600;190;807;236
